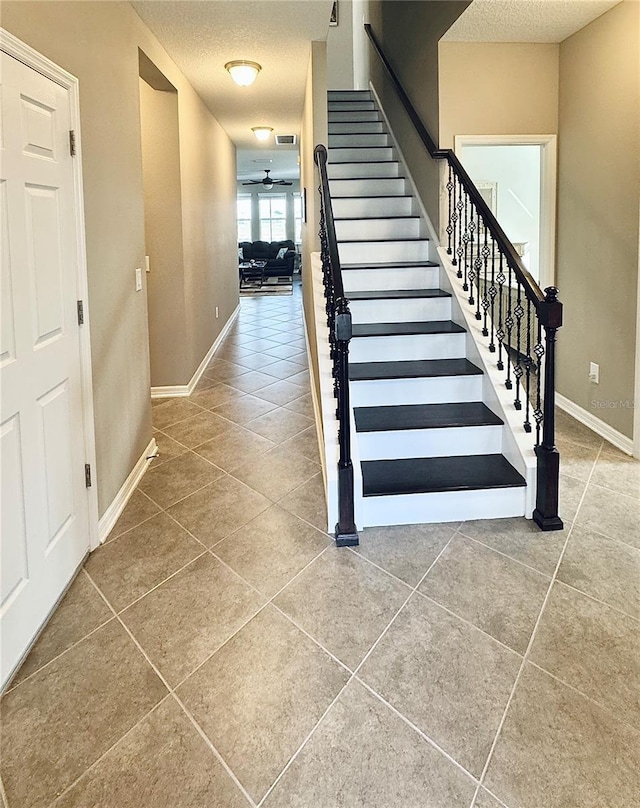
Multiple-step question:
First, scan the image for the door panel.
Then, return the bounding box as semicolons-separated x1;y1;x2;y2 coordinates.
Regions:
0;51;90;687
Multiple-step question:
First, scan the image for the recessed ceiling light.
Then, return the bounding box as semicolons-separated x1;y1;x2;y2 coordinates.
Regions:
225;60;261;87
252;126;273;142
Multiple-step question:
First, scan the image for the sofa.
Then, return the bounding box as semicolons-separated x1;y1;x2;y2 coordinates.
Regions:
239;240;296;278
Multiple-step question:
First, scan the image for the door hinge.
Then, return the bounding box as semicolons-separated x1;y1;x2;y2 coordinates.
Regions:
69;130;76;157
77;300;84;325
85;463;92;488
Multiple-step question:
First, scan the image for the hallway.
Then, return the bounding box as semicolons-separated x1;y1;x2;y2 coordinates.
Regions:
2;283;639;808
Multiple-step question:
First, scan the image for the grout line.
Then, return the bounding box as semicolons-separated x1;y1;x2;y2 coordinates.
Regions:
144;471;228;511
0;776;9;808
551;578;640;624
82;569;258;808
455;529;559;579
469;442;604;806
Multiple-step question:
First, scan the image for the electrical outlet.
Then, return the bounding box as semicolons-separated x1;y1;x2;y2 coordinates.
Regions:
215;306;219;319
135;267;142;292
589;362;599;383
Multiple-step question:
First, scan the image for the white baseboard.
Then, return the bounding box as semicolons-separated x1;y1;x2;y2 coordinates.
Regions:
97;437;157;543
150;304;240;399
556;393;634;456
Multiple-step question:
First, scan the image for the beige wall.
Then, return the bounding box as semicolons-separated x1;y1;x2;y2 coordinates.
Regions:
1;2;238;514
367;0;470;229
556;0;639;438
139;77;188;387
300;41;328;411
327;0;354;89
438;43;559;148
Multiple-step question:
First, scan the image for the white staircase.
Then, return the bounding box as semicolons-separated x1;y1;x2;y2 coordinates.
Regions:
327;89;528;527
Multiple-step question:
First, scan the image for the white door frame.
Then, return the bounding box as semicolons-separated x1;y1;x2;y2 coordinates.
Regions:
634;212;640;459
454;134;558;291
1;29;99;549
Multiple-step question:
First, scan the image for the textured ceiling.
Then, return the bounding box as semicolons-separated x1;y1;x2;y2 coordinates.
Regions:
132;0;333;179
442;0;621;42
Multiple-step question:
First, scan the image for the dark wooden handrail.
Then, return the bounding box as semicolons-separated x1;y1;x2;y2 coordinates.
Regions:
314;145;345;301
364;23;543;307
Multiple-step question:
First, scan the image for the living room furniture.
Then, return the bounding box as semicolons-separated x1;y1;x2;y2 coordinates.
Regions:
239;260;266;288
238;240;296;278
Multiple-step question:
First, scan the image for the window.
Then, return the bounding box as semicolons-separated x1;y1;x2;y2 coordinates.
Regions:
237;195;252;242
259;194;287;242
293;193;302;244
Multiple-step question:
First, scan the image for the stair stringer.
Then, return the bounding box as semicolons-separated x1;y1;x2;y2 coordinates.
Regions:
436;246;537;517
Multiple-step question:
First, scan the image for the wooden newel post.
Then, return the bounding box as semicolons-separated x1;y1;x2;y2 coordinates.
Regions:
533;286;564;531
334;299;359;546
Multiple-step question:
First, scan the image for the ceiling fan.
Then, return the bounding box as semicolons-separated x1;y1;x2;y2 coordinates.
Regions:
242;169;292;190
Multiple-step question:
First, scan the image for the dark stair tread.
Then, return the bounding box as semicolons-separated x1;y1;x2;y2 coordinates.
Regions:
362;455;525;497
331;195;413;200
350;358;482;381
330;176;406;182
348;289;449;301
330;160;396;165
335;215;419;222
342;261;438;269
352;321;465;337
355;402;503;433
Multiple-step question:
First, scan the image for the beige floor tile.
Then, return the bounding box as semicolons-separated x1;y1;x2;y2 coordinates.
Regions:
555;409;604;450
485;663;640;808
262;343;304;361
242;338;281;353
591;449;640;498
151;431;189;468
0;621;166;808
231;444;319;501
214;505;330;598
177;607;349;802
138;451;225;508
558;472;587;522
556;436;600;482
557;524;640;618
263;679;476;808
191;372;218;392
575;482;640;549
288;369;310;388
55;698;248;808
85;512;203;611
255;379;305;406
419;535;549;653
212;393;277;425
168;476;271;547
279;425;321;462
233;352;281;371
262;359;306;380
162;410;232;449
459;517;569;575
243;408;313;444
279;473;328;532
274;548;410;670
121;554;265;686
190;383;247;410
358;594;521;776
530;582;640;724
284;392;315;418
151;399;203;430
9;573;112;688
356;523;456;587
106;489;160;541
194;423;275;472
228;370;279;393
204;358;252;381
474;789;507;808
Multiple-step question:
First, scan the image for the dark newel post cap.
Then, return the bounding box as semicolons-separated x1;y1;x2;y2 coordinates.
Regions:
539;286;563;329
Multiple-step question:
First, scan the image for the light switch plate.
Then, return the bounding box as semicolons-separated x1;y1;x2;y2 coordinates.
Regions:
135;267;143;292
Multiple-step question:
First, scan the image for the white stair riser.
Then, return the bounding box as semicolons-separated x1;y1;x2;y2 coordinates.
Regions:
343;265;439;290
330;147;394;162
329;122;386;134
330;178;406;196
339;240;429;264
329;134;390;147
350;375;483;407
327;91;372;101
361;486;526;527
336;218;421;240
358;424;503;460
350;332;466;362
349;295;450;323
328;111;381;122
332;196;413;218
328;162;399;179
328;101;375;111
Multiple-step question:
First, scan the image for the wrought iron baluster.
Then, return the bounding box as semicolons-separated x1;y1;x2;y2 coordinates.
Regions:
451;173;459;266
488;239;497;352
462;193;470;292
474;209;483;320
496;253;505;370
533;319;544;446
505;261;514;390
481;226;490;334
467;203;476;305
513;280;524;410
446;164;454;256
523;297;532;432
455;176;464;277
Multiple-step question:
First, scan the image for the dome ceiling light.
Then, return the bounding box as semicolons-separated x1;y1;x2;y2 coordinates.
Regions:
225;60;261;87
251;126;273;142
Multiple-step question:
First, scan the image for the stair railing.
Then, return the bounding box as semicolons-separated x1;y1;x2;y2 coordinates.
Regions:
314;144;359;546
365;23;563;530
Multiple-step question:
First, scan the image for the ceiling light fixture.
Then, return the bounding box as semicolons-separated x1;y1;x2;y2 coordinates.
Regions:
225;60;261;87
251;126;273;142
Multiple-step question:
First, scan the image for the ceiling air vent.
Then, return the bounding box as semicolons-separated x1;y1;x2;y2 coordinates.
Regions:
275;134;297;146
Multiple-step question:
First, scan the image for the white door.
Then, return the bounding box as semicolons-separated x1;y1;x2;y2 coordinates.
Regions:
1;51;91;687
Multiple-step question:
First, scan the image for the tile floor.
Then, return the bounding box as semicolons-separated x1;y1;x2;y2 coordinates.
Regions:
2;282;639;808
